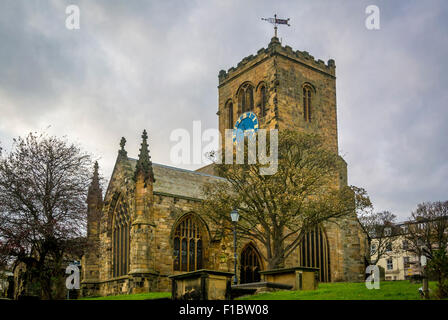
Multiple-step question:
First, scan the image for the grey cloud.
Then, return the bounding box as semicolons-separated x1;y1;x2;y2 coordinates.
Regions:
0;0;447;220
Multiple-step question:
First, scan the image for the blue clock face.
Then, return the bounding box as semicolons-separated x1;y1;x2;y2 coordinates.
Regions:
233;112;259;143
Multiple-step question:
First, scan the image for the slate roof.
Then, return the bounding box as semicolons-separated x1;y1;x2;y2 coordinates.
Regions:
126;158;224;200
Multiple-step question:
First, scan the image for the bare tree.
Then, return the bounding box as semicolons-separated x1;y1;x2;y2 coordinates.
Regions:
358;210;397;267
0;132;92;299
200;130;371;269
405;202;448;258
404;201;448;297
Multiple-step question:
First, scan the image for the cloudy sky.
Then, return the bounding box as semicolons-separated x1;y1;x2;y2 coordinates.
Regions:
0;0;447;220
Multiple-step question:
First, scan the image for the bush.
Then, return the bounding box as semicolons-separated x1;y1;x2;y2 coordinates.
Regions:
427;249;448;299
435;278;448;299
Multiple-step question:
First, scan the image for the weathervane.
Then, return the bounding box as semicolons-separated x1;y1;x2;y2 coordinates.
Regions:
262;14;290;38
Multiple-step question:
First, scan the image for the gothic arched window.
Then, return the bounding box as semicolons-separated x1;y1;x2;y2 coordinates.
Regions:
112;197;130;278
173;214;206;272
298;226;331;282
303;85;313;122
226;101;234;129
259;85;267;118
238;83;254;114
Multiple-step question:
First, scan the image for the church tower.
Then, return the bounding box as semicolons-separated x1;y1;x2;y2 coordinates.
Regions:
218;36;338;154
217;36;366;282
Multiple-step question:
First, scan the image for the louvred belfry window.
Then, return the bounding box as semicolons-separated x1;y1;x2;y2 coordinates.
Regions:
227;101;234;129
303;85;313;122
238;83;254;114
260;85;267;117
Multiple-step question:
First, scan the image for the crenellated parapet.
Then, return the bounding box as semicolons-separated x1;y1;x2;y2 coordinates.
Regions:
218;37;335;87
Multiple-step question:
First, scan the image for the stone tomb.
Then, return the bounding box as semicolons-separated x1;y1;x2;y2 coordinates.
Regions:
260;266;319;290
170;269;234;300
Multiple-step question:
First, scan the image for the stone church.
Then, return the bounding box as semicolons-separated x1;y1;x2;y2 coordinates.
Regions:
81;36;367;296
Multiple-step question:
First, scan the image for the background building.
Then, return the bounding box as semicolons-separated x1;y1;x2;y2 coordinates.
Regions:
372;223;422;281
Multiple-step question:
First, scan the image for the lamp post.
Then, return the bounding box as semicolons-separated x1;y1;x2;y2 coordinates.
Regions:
421;255;429;299
230;209;240;285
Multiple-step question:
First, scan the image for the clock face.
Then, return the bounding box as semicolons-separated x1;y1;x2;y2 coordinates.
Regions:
233;112;259;143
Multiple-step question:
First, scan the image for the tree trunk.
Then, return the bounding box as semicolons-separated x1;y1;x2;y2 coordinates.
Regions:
41;277;53;300
268;240;285;269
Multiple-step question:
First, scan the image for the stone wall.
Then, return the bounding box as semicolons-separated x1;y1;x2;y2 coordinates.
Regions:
275;48;338;154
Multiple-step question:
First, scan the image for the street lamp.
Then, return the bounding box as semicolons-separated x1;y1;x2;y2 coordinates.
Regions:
230;209;239;285
421;254;429;299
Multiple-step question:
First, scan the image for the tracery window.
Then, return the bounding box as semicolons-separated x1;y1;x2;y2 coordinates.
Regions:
303;85;313;122
173;214;205;272
112;197;130;277
238;83;254;114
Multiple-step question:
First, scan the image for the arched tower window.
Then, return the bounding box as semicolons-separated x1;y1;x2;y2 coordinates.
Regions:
112;197;130;278
259;84;267;118
238;83;254;114
303;85;313;122
226;101;234;129
298;226;331;282
173;214;206;272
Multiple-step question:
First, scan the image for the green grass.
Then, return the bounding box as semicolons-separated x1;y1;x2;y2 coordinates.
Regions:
237;281;439;300
79;292;171;300
79;281;442;300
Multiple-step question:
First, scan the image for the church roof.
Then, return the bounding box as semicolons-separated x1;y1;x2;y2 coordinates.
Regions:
127;158;224;200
